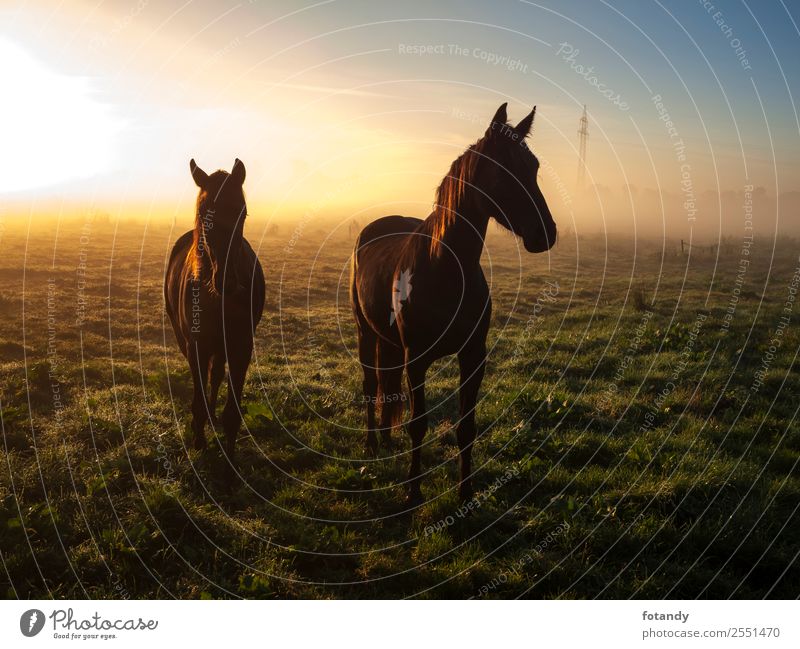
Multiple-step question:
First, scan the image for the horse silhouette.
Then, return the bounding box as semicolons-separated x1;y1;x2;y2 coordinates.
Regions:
350;103;557;505
164;159;265;481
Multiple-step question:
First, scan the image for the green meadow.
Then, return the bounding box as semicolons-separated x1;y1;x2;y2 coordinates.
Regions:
1;217;798;598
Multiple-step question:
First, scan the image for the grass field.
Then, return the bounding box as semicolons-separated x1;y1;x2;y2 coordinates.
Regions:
1;216;799;599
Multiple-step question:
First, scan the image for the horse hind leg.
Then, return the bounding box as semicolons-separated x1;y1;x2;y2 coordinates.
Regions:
357;323;379;455
207;353;226;427
376;340;404;450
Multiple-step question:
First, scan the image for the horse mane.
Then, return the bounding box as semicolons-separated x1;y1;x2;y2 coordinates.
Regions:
429;135;492;257
185;191;220;292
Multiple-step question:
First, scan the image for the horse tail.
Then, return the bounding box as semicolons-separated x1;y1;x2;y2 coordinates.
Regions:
351;222;405;433
376;339;405;432
349;238;359;315
351;242;377;395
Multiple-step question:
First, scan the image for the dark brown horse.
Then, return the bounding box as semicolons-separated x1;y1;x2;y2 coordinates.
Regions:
351;103;556;505
164;159;265;478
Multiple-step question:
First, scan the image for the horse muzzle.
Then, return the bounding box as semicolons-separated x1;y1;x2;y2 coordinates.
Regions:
523;222;557;253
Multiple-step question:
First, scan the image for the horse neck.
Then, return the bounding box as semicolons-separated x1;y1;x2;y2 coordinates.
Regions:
193;217;242;280
434;196;489;268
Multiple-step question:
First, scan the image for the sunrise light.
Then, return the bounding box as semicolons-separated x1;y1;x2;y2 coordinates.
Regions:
0;38;121;193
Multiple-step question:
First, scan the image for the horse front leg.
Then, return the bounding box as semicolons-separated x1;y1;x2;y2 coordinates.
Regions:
364;376;378;454
207;353;226;427
456;345;486;501
188;343;211;451
221;340;253;484
357;326;379;454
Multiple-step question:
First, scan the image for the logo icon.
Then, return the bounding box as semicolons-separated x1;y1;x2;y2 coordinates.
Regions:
20;609;45;637
390;269;413;325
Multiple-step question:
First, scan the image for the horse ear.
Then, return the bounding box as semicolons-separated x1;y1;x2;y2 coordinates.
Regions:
190;159;209;188
485;102;508;138
231;158;246;185
514;106;536;138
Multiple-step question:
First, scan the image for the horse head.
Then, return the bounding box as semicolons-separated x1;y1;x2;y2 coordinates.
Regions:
189;158;248;295
480;103;557;253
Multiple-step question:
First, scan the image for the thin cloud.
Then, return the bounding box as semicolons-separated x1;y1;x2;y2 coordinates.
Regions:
255;81;398;98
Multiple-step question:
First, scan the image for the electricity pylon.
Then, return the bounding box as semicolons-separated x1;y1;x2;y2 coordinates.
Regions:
577;105;588;192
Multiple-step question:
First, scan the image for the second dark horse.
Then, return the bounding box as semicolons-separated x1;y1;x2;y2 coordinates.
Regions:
351;103;557;505
164;159;265;481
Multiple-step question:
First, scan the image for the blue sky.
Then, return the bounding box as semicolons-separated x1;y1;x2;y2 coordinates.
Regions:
1;0;798;231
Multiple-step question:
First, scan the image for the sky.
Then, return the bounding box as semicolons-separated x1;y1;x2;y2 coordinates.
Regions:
0;0;798;235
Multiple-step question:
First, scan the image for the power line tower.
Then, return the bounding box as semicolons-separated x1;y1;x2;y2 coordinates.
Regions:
577;105;588;192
